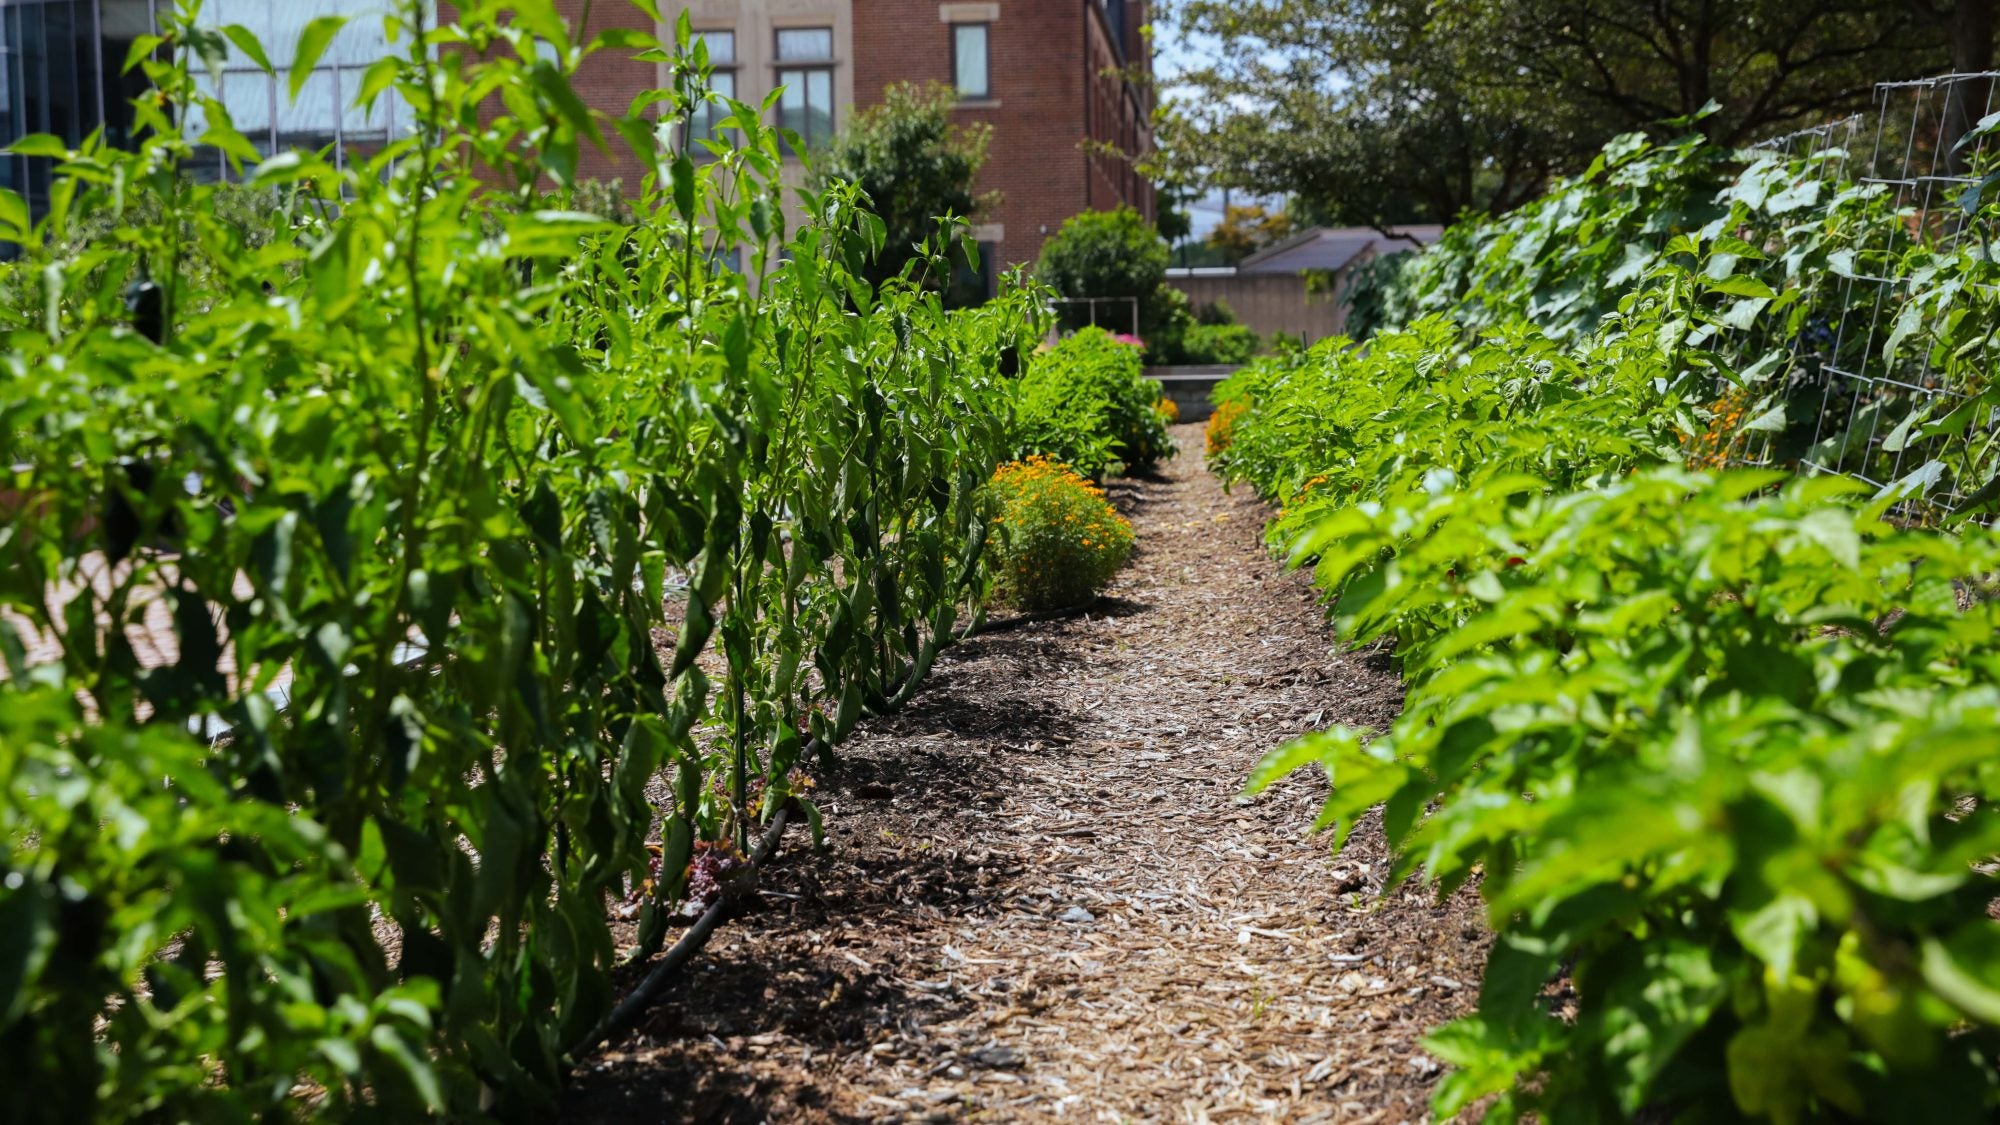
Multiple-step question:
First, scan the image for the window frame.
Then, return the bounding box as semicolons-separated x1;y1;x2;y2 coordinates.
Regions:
950;22;990;101
687;28;739;155
771;25;836;154
772;26;834;63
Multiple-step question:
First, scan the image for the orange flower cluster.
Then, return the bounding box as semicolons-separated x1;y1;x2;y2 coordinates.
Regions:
991;453;1115;502
986;455;1134;610
1206;398;1250;458
1155;395;1182;424
1683;387;1751;470
1279;474;1332;517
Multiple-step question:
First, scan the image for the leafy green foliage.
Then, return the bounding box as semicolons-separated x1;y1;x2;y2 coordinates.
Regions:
1162;0;1942;227
0;5;1039;1117
1219;125;2000;1120
984;456;1135;611
1034;206;1179;337
1013;327;1173;477
1349;119;2000;513
1348;128;1738;340
1176;322;1261;365
812;80;993;293
1;689;443;1122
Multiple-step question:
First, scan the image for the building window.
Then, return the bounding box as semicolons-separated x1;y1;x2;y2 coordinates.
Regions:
774;26;834;152
952;24;988;99
1098;0;1127;58
775;27;833;62
946;238;997;307
690;29;736;150
184;2;415;182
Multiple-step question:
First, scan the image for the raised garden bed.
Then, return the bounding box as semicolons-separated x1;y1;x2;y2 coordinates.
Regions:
1143;364;1238;422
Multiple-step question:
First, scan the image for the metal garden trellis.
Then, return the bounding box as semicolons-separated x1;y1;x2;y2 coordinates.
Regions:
1048;295;1141;338
1732;71;2000;524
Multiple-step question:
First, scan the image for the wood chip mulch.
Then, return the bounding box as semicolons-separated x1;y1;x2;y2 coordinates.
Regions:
559;424;1489;1123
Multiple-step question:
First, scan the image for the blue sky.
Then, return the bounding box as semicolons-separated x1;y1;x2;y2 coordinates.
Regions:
1149;19;1285;241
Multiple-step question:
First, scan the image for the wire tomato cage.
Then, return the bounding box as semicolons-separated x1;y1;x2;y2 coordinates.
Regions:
1723;71;2000;526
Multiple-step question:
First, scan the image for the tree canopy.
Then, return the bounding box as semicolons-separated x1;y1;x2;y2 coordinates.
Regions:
1206;203;1294;263
1161;0;1978;228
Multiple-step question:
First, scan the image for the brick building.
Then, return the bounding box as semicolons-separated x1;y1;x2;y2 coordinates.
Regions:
2;0;1155;279
852;0;1156;273
476;0;1158;277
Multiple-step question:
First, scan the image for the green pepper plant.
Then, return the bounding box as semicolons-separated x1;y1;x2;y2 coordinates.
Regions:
0;1;1041;1118
1222;125;2000;1121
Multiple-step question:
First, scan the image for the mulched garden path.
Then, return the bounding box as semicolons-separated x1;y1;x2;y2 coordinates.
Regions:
560;424;1488;1123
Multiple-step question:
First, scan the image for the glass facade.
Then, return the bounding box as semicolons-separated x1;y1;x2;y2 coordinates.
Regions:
689;29;734;150
0;0;154;213
774;26;833;151
952;23;987;99
184;1;416;181
0;0;418;212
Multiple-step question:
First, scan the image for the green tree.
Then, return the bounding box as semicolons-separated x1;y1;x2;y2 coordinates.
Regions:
814;81;994;289
1206;203;1293;263
1162;0;1954;226
1906;1;1997;172
1435;0;1940;143
1156;186;1195;245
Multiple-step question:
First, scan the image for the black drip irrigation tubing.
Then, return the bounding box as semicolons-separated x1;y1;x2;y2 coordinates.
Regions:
561;598;1100;1074
570;799;795;1061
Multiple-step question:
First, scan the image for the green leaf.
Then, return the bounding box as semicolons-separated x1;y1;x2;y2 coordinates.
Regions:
671;151;696;221
1920;928;2000;1024
369;1025;444;1110
0;188;28;239
290;16;347;102
503;210;619;257
1792;508;1860;569
1729;894;1814;981
7;134;68;159
355;56;401;108
123;34;163;73
223;25;276;74
1422;1016;1534;1116
0;888;54;1024
1740;400;1786;432
1706;274;1775;299
1882;301;1923;361
1242;729;1349;796
1717;296;1770;331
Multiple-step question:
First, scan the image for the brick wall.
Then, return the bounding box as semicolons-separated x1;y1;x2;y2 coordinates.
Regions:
853;0;1155;272
439;1;661;190
435;0;1154;272
557;0;662;188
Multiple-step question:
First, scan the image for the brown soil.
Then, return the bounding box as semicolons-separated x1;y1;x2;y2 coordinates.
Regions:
559;425;1488;1123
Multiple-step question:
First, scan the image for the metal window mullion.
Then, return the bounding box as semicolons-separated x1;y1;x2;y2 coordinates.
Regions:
333;63;343;177
91;0;105;130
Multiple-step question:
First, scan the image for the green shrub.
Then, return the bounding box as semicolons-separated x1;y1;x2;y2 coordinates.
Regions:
1012;361;1119;477
1012;327;1173;475
985;456;1134;610
1177;322;1261;365
1035;206;1190;348
1;691;444;1121
1195;298;1238;326
813;81;993;293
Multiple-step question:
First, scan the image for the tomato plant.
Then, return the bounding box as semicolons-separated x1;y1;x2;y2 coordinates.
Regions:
1227;123;2000;1121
